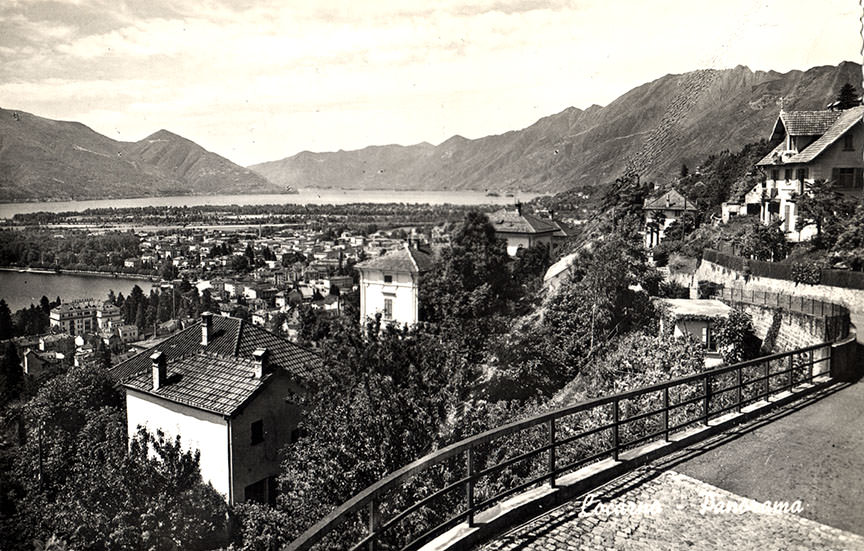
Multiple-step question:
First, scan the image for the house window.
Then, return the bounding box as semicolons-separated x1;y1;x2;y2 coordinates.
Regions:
843;134;854;151
796;168;808;194
770;169;779;181
383;298;393;320
244;476;277;504
784;168;794;181
703;323;717;352
251;420;264;445
832;167;861;189
383;274;393;284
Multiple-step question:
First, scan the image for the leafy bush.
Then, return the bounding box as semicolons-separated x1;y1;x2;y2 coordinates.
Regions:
713;309;761;364
791;262;822;285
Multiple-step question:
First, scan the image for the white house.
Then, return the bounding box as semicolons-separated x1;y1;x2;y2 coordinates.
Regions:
356;244;434;327
642;189;698;248
724;105;864;241
488;206;559;256
113;312;322;504
657;298;732;367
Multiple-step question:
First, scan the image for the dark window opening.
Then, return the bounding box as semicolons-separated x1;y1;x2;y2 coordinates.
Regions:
244;476;278;504
251;420;264;445
784;168;794;181
843;133;854;151
833;167;862;189
770;169;779;181
383;274;393;283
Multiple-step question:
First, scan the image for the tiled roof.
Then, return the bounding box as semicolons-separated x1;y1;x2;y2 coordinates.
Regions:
356;245;435;273
758;106;864;166
488;209;559;234
110;315;322;383
642;189;698;211
772;110;843;138
123;352;269;416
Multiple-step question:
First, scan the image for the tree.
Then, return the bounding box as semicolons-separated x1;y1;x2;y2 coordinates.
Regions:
0;300;13;339
231;255;250;273
40;296;51;315
159;261;177;282
0;342;22;405
258;322;471;549
739;220;788;261
3;365;229;550
680;163;689;178
795;179;855;245
419;212;515;322
513;243;550;287
836;82;859;110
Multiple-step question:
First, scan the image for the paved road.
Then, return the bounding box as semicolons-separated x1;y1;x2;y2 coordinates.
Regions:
478;379;864;550
669;380;864;534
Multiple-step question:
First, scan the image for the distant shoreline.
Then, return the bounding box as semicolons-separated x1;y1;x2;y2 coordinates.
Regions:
0;266;155;281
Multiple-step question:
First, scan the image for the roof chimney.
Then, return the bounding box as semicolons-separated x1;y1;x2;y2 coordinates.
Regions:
201;311;213;346
151;351;166;390
252;348;269;379
516;201;522;215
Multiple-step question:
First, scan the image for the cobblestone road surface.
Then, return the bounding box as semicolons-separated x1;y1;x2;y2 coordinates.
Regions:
479;469;864;551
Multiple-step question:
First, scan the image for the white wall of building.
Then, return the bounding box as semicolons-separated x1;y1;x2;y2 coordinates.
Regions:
359;269;419;326
126;390;231;499
500;233;552;256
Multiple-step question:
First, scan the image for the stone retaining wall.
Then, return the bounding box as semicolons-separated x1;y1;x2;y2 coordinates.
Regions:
677;260;864;344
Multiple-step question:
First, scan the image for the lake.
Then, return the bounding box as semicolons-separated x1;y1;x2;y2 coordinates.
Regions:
0;189;543;218
0;270;156;311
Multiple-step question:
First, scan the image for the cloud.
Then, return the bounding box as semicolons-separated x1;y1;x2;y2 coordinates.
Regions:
0;0;859;166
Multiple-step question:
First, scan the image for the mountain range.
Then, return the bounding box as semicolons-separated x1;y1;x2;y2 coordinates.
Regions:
1;61;860;201
251;61;862;193
0;111;282;202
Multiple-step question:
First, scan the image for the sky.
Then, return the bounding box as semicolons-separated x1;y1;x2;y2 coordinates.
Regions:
0;0;861;166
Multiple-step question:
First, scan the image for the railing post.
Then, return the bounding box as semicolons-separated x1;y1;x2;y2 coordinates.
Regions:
788;354;794;391
663;387;669;442
736;366;742;413
763;358;770;401
703;376;710;426
466;448;475;527
612;399;619;461
368;499;379;551
547;418;556;488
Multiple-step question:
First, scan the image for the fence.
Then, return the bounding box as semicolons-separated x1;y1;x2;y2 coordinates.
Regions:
286;343;833;551
702;249;864;290
712;287;850;342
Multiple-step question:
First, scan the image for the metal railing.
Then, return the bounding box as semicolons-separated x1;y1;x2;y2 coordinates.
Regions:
285;342;833;551
714;287;847;318
712;287;850;341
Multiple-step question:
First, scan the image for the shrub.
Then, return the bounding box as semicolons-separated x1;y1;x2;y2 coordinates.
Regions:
713;309;761;364
791;262;822;285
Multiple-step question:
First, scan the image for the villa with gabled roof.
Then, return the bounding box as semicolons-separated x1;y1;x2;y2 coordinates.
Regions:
642;189;698;248
488;205;559;256
724;105;864;241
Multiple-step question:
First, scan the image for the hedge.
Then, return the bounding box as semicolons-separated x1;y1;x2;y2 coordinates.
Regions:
703;249;864;290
